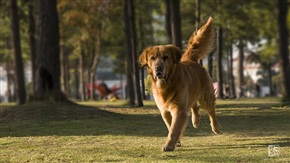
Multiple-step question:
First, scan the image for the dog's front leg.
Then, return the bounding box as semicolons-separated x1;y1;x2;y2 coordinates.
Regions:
163;110;188;152
161;111;172;131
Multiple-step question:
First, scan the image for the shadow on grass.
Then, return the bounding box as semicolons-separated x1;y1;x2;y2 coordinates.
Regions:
0;101;289;138
0;101;167;137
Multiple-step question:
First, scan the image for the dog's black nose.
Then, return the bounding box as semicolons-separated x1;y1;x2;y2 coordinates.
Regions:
156;66;163;71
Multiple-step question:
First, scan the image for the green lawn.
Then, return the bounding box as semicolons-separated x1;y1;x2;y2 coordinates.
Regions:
0;98;289;162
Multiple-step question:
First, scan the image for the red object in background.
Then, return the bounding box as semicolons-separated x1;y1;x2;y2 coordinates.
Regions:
87;81;122;99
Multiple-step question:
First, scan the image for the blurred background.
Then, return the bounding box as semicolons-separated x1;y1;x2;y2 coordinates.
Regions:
0;0;289;105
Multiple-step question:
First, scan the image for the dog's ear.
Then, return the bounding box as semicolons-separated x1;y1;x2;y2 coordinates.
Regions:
139;47;153;67
167;45;182;63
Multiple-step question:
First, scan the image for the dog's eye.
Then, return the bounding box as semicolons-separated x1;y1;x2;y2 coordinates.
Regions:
163;56;168;61
150;56;155;60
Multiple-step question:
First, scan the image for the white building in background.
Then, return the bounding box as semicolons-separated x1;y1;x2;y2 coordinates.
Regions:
0;62;32;103
232;50;272;97
0;66;8;102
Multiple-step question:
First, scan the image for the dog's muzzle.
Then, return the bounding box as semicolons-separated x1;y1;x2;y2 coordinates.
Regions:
155;66;166;80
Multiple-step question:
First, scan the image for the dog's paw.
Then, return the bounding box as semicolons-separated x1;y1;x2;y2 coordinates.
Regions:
192;115;200;129
176;140;182;147
193;122;200;129
212;129;222;134
211;124;222;134
162;145;175;152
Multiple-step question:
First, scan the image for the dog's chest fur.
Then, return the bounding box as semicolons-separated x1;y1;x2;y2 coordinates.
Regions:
152;84;180;112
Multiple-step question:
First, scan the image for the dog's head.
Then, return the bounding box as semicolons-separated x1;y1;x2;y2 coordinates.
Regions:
139;44;182;82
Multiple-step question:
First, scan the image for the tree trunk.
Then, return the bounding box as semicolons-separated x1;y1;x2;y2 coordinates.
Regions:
170;0;182;49
10;0;26;105
129;0;143;106
11;74;16;101
89;23;102;100
124;0;135;105
61;45;70;96
79;49;86;101
227;47;231;98
208;51;213;77
139;18;146;100
34;0;64;101
124;55;135;104
5;63;12;102
238;40;245;98
124;0;143;106
148;16;155;45
229;45;236;98
74;59;80;100
195;0;203;65
195;0;200;31
28;1;36;93
216;26;223;99
276;0;290;100
267;65;274;96
165;0;172;44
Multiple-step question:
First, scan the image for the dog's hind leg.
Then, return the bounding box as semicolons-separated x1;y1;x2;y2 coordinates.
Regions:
206;107;221;134
199;97;221;134
191;102;200;128
163;109;188;152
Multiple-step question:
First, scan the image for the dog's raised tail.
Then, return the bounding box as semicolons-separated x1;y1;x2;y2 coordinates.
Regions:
181;17;214;62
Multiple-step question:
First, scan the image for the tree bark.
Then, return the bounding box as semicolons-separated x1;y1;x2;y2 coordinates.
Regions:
74;59;80;100
267;65;274;96
5;63;12;102
195;0;202;65
10;0;26;105
124;0;135;106
216;27;223;99
61;45;70;96
79;49;86;101
170;0;182;49
124;0;143;106
208;51;213;77
34;0;65;100
229;45;236;98
165;0;172;44
276;0;290;100
130;0;143;106
195;0;200;31
238;40;245;98
89;23;102;100
28;1;36;93
139;18;146;100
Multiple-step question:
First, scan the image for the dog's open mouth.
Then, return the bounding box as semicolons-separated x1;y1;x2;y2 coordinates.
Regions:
155;72;166;80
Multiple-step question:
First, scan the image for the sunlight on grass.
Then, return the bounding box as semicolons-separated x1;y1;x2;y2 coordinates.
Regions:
77;99;156;107
0;98;289;162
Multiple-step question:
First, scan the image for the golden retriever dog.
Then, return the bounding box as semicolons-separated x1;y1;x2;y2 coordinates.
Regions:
139;17;221;152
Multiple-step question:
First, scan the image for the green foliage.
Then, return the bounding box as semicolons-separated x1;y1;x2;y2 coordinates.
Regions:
0;2;13;64
0;0;32;65
259;42;278;64
144;75;152;94
58;0;128;74
248;41;278;68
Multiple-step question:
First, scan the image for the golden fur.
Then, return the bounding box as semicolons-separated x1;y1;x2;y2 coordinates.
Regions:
139;17;221;152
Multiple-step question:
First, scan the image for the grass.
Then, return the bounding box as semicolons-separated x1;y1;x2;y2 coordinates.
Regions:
0;97;289;162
